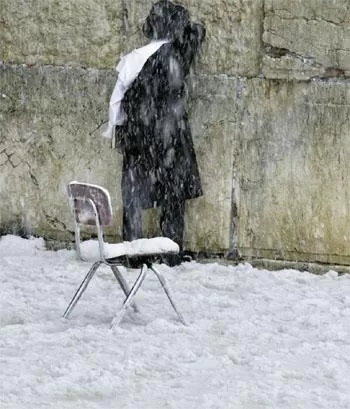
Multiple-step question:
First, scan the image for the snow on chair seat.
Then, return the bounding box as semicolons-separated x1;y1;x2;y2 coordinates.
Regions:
63;181;186;326
80;237;179;261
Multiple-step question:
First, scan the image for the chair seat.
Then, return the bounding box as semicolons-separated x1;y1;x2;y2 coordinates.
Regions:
80;237;179;261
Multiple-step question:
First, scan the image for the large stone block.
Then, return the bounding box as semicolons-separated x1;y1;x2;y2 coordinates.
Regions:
0;64;238;251
108;0;263;76
184;74;239;252
263;0;350;79
0;0;262;76
0;64;123;240
176;0;263;76
236;78;350;264
0;0;124;68
142;74;240;252
186;0;263;76
117;73;241;253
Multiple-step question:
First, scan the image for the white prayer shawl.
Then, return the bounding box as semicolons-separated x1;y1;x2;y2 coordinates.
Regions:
102;40;169;139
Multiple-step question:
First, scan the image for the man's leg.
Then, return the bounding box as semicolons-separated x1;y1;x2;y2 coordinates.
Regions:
160;196;185;266
122;165;143;241
123;196;142;241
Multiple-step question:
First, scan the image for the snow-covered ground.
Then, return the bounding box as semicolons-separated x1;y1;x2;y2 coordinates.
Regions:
1;235;350;409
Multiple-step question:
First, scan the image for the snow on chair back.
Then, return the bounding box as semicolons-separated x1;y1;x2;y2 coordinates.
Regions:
67;182;113;226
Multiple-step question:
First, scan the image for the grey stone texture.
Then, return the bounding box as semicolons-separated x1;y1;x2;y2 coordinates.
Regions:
236;79;350;265
1;0;350;264
1;0;124;68
1;0;263;76
263;0;350;79
0;65;122;241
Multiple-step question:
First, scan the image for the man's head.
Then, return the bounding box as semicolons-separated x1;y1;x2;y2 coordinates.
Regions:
143;1;190;41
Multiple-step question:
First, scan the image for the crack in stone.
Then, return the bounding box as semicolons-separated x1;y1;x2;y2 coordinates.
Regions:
322;67;346;79
0;148;22;168
29;172;39;188
122;0;129;33
6;153;20;168
269;10;345;26
264;45;289;58
259;0;266;76
89;119;108;136
263;43;319;65
44;213;67;230
263;43;350;80
2;61;350;85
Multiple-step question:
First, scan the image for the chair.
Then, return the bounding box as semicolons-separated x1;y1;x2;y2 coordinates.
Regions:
63;181;186;326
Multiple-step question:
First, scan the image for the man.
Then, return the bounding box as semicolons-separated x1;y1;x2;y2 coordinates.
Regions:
105;1;205;265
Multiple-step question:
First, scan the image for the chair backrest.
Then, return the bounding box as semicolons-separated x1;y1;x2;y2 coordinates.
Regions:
67;181;113;226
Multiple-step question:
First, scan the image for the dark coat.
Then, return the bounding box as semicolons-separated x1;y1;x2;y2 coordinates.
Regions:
120;35;203;210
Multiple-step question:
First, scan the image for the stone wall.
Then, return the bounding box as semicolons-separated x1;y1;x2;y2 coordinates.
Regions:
1;0;349;264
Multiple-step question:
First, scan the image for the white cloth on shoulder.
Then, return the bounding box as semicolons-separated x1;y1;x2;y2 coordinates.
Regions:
102;40;169;139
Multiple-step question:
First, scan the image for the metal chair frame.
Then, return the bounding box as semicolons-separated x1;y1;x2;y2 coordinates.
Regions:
63;181;186;326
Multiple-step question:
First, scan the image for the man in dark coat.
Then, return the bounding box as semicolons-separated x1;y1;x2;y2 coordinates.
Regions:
115;1;205;265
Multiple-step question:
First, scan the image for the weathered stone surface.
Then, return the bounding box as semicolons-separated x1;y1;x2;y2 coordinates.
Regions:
0;64;237;251
263;0;350;79
184;74;239;251
142;74;240;252
0;0;262;76
0;0;124;68
164;0;263;76
0;64;123;240
236;78;350;264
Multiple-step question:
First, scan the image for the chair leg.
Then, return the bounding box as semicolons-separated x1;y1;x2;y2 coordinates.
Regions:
63;261;102;319
111;264;148;327
150;265;187;326
110;265;139;313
